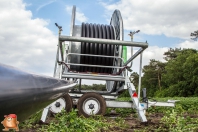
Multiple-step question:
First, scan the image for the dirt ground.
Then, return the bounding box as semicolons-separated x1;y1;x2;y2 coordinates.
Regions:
106;112;164;132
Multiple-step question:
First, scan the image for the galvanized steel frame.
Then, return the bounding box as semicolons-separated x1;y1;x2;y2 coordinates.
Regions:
52;6;150;123
59;35;148;81
42;6;177;124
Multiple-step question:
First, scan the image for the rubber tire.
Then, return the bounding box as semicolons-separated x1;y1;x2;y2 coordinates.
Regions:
50;93;73;114
77;92;106;117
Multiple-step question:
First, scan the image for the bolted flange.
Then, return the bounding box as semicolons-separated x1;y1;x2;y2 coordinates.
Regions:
55;102;61;107
88;103;95;109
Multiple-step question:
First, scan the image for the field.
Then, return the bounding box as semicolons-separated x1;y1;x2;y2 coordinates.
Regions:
19;97;198;132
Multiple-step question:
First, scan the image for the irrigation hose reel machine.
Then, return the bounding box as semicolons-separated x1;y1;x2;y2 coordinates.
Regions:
43;6;151;123
57;6;148;92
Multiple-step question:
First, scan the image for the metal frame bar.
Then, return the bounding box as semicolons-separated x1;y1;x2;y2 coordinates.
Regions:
59;36;148;80
64;72;125;77
60;36;148;68
53;40;60;77
66;63;124;69
138;53;143;99
67;53;124;59
69;93;118;100
59;36;148;48
64;52;125;73
62;73;125;81
68;94;175;108
106;100;175;108
123;47;144;66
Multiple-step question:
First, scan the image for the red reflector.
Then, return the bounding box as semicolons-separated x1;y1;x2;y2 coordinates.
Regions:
132;92;138;97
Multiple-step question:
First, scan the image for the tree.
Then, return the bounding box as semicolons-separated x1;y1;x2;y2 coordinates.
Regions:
162;49;198;96
155;61;166;91
182;53;198;95
190;30;198;41
130;72;139;89
141;59;166;97
163;48;182;61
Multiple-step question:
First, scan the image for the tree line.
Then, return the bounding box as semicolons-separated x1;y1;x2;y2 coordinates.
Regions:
131;48;198;97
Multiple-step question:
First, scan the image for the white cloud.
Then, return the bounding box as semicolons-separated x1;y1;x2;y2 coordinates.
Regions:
76;11;88;23
129;46;168;73
66;5;88;23
0;0;57;76
176;40;198;49
36;0;56;12
102;0;198;39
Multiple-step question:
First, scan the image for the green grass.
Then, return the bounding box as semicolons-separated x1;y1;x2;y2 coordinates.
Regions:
20;109;128;132
20;97;198;132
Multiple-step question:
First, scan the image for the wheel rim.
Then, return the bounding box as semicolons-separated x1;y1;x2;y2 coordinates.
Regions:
82;97;100;115
50;98;66;113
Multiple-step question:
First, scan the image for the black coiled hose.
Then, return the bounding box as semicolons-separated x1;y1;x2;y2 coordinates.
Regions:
80;23;115;74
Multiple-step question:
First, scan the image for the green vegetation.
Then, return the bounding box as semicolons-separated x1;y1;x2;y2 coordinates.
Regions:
131;48;198;97
160;110;198;132
74;84;106;91
19;110;42;129
20;97;198;132
39;109;112;132
20;109;127;132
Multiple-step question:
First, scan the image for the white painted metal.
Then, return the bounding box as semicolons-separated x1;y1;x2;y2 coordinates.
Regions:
82;98;100;115
148;101;175;107
50;98;66;113
40;105;50;122
69;93;118;100
106;100;133;108
138;53;142;99
70;95;175;109
62;74;125;81
126;76;147;122
59;36;148;48
167;100;180;103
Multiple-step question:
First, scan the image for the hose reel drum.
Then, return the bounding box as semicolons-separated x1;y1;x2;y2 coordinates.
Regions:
67;6;125;92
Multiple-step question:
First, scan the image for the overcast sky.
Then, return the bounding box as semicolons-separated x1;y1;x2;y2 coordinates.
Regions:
0;0;198;84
